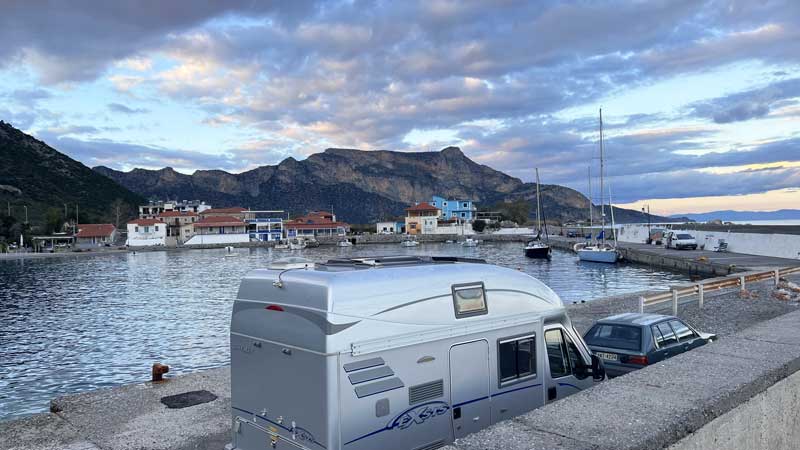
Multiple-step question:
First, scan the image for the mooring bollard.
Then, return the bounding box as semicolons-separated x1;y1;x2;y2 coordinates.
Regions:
672;288;678;316
698;284;704;309
775;269;781;286
740;275;746;291
152;362;170;382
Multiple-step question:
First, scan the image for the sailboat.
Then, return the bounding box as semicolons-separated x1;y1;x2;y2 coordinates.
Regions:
524;168;552;258
575;108;619;263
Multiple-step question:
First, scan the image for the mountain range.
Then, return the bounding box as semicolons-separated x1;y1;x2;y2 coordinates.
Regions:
0;121;143;227
673;209;800;222
94;146;677;224
0;119;679;226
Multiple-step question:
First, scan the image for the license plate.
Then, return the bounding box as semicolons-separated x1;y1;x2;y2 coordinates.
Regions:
595;352;618;361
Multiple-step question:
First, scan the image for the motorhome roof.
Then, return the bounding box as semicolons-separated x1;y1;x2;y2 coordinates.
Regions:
238;258;563;319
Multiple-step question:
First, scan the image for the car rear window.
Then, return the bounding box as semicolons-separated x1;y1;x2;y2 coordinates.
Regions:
676;234;693;239
584;324;642;351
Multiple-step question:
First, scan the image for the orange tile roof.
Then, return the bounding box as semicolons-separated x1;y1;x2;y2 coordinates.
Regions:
195;215;246;228
75;224;116;238
128;219;164;226
158;211;198;217
200;207;247;214
406;202;439;212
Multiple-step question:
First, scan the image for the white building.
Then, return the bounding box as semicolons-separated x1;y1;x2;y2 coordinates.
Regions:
139;200;211;219
126;219;167;246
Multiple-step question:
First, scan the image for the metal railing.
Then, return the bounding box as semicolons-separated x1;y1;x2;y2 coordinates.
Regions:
639;266;800;314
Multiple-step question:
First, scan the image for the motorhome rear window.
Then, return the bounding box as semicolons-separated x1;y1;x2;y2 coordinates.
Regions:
452;282;488;318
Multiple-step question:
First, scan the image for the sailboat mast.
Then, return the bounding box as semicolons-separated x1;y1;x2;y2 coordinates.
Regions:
599;108;606;244
588;165;593;230
535;168;542;235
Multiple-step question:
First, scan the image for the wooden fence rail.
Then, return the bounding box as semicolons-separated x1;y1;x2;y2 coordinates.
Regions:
639;266;800;314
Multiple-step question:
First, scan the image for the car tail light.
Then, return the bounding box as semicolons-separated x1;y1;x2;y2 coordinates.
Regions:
265;304;284;312
626;355;648;365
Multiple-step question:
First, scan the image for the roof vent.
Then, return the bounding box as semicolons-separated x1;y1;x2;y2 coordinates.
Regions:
268;257;316;270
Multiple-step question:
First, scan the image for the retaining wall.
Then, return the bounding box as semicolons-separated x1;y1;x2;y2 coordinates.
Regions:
617;224;800;260
445;310;800;450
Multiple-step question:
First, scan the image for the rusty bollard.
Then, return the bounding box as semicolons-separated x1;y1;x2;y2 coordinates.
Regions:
152;363;170;382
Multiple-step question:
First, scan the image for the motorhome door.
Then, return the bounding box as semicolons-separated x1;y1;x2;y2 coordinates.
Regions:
449;340;490;439
544;326;594;402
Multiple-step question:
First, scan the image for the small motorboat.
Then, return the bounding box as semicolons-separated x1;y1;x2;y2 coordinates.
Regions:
337;239;353;247
304;239;320;248
289;238;307;250
524;240;551;259
400;236;419;247
274;240;290;250
461;238;479;247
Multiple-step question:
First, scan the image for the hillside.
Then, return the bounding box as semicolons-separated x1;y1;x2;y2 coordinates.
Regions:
94;146;674;224
673;209;800;223
0;121;144;228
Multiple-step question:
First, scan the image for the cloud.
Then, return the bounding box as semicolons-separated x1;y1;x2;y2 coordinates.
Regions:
33;131;291;173
0;1;321;84
689;78;800;123
107;103;149;114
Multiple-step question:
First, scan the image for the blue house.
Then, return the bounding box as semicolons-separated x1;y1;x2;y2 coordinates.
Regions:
430;196;477;221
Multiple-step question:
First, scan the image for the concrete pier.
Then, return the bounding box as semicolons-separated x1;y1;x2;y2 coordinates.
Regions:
548;236;800;276
2;272;798;450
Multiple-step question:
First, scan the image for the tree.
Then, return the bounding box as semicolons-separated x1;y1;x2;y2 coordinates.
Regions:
44;208;63;234
472;219;486;233
492;200;531;225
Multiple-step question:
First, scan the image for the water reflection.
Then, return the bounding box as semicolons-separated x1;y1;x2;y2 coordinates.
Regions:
0;242;689;419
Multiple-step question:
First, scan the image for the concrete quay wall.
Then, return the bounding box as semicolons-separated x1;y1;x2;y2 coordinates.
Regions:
445;309;800;450
617;224;800;260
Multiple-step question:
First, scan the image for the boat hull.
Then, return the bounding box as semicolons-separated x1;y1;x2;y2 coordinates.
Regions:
524;246;551;259
577;249;618;263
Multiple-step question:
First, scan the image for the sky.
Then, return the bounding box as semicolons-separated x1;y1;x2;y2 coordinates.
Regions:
1;0;799;215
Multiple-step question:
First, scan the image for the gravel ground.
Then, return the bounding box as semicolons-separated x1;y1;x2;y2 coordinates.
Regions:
568;273;800;336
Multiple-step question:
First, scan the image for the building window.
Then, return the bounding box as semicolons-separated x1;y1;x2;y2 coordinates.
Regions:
463;202;468;207
498;334;536;386
461;212;466;218
155;226;159;231
443;201;448;207
135;226;139;232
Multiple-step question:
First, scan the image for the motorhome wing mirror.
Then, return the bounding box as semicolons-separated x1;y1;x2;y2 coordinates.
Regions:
591;354;606;381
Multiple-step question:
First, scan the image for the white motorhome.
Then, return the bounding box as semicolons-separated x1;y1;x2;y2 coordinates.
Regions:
228;256;605;450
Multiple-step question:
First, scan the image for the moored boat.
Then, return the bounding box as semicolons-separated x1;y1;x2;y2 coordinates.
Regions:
578;108;617;264
461;238;479;247
400;236;419;247
337;239;353;247
525;168;551;259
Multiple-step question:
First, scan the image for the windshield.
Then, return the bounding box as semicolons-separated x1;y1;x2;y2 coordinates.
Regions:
584;324;642;351
676;234;693;239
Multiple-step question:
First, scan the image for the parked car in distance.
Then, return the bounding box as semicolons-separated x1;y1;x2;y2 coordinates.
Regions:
665;232;698;250
583;313;716;377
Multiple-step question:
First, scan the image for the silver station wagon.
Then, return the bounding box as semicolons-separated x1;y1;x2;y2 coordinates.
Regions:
583;313;716;377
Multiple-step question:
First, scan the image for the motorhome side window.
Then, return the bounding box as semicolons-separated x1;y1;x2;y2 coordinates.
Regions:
545;329;570;378
498;334;536;385
451;283;487;318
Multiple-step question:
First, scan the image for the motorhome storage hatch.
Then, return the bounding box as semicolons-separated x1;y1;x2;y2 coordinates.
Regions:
228;256;605;450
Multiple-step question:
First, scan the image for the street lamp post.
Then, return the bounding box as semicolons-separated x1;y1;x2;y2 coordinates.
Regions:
641;205;651;243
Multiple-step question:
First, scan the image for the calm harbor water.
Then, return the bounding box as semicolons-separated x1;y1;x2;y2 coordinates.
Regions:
0;242;690;420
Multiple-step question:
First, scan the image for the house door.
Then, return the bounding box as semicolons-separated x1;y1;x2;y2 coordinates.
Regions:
450;340;490;439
